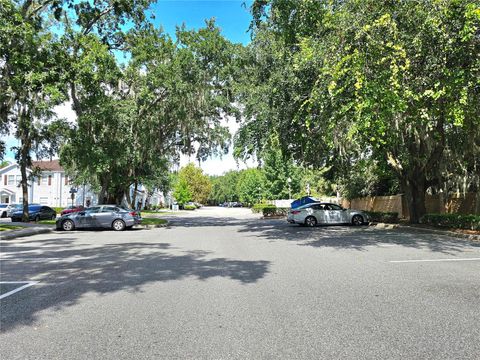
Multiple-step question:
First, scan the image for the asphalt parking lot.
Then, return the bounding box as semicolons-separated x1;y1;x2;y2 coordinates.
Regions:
1;207;479;359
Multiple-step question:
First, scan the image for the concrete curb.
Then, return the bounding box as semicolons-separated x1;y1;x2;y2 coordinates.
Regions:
134;220;169;229
1;220;169;239
370;222;480;242
0;227;54;240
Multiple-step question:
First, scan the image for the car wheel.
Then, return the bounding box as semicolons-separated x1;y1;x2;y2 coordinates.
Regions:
112;219;126;231
352;215;364;226
305;216;317;227
62;219;75;231
35;215;40;222
1;212;5;218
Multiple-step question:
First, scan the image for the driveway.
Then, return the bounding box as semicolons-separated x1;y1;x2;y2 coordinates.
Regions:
1;207;479;359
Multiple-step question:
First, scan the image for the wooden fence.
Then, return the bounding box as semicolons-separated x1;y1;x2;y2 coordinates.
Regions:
343;193;480;219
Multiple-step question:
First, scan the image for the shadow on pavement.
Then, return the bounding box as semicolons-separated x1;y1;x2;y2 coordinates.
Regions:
235;219;479;254
0;237;270;332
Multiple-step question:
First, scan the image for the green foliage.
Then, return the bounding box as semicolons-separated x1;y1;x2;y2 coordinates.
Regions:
209;170;242;204
364;211;399;224
421;214;480;231
262;137;301;199
52;207;64;214
337;160;399;200
176;163;212;204
141;218;168;226
251;203;275;214
173;178;192;206
183;205;196;211
238;0;480;223
236;168;266;206
60;17;235;205
262;206;289;217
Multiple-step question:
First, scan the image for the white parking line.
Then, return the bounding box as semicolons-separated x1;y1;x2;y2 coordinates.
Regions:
390;258;480;263
0;281;39;300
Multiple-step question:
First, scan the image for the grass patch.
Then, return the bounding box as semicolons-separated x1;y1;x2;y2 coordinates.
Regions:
38;220;56;225
0;225;23;231
141;218;168;226
142;210;174;214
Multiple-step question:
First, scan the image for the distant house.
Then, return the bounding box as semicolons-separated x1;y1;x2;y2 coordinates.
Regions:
0;160;97;207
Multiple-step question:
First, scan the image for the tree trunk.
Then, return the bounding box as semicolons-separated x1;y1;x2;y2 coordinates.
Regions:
402;171;427;224
131;181;138;209
20;161;29;222
18;112;31;222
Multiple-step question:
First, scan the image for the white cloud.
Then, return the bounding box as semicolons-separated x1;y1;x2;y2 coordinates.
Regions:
53;101;77;124
179;114;258;175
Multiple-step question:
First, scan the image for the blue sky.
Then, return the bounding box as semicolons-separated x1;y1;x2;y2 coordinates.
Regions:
4;0;255;174
152;1;252;45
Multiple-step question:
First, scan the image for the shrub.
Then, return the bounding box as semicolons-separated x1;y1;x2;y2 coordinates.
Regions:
262;207;290;217
184;205;196;210
364;211;399;223
251;203;275;214
53;207;64;214
421;213;480;230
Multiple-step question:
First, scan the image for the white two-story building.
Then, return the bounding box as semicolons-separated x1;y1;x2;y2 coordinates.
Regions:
0;160;97;207
0;160;167;209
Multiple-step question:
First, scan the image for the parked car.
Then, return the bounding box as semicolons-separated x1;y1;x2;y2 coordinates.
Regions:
56;204;142;231
10;205;57;222
0;204;8;218
287;202;369;227
6;204;22;217
61;205;85;216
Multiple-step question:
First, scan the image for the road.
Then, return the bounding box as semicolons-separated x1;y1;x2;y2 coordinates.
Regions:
1;207;479;359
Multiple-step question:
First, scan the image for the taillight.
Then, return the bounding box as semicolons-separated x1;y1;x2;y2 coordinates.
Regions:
291;210;301;214
129;211;136;216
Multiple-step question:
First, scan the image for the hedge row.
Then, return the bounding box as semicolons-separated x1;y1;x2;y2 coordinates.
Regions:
251;203;275;214
364;211;399;223
184;205;196;210
421;213;480;230
262;207;290;217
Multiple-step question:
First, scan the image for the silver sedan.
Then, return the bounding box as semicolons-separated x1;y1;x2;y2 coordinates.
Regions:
56;205;142;231
287;202;368;227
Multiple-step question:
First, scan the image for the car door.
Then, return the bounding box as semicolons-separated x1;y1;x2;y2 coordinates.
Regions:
96;206;117;228
325;204;344;224
80;206;101;228
311;204;326;224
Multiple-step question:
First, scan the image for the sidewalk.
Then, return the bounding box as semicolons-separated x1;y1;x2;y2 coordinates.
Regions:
0;226;54;240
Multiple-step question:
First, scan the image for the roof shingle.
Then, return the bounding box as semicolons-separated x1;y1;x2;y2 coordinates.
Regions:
32;159;64;172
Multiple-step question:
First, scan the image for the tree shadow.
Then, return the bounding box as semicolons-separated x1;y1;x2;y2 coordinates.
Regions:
0;238;270;332
236;219;479;253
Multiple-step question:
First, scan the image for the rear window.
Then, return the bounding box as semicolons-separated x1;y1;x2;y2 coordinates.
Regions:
29;205;41;211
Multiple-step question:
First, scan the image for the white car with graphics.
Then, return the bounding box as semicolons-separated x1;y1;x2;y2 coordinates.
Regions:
287;202;369;227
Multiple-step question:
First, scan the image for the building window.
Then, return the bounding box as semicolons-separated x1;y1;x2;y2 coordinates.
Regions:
39;197;48;205
41;176;48;185
16;175;21;185
8;175;15;185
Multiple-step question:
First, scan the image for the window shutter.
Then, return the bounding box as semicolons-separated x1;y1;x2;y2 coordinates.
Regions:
3;175;6;185
48;175;52;186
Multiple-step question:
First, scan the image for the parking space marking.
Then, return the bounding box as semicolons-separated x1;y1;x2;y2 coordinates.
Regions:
0;281;39;300
390;258;480;263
